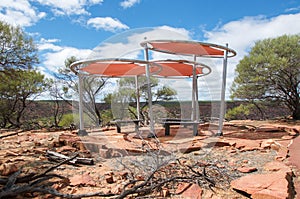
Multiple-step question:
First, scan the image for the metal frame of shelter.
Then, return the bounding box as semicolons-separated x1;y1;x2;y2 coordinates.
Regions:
140;40;237;135
71;58;151;135
70;39;236;136
71;57;212;135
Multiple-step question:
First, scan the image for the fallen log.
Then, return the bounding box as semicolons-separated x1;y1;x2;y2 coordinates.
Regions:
46;150;94;165
0;130;26;139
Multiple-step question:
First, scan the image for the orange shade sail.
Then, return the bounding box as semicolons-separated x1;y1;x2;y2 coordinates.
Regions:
140;40;237;58
81;62;147;77
71;58;211;78
71;59;151;77
150;60;210;78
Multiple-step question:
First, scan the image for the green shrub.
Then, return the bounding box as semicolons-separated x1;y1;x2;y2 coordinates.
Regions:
226;103;255;120
59;113;76;127
59;113;101;128
101;110;113;126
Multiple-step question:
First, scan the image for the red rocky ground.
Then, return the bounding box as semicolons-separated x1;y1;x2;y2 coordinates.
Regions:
0;119;300;198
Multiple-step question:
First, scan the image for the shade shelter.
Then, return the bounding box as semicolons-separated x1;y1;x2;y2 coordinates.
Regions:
141;40;237;135
70;58;211;135
148;59;211;136
150;60;211;78
71;58;154;134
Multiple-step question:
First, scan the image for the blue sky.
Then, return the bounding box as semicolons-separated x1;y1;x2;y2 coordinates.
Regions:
1;0;300;101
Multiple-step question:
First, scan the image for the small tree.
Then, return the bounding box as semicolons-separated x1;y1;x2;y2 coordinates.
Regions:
54;56;79;104
0;69;47;128
48;78;66;128
108;77;177;122
0;21;46;128
155;86;177;101
55;56;109;126
231;34;300;119
0;21;38;70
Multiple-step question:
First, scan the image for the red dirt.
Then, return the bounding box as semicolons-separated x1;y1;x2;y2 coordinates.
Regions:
0;119;300;198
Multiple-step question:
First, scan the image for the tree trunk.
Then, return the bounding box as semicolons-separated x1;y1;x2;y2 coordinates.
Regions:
94;103;102;126
252;101;266;120
292;103;300;120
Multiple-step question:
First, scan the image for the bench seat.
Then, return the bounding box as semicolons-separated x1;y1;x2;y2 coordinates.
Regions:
159;119;200;136
110;119;142;133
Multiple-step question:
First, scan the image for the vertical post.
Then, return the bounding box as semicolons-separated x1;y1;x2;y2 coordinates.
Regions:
144;47;155;136
195;75;199;121
192;55;199;122
135;75;140;121
194;55;199;122
78;73;87;136
192;55;198;122
218;44;229;136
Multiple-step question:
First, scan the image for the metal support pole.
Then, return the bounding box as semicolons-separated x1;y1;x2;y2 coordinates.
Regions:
196;75;199;121
144;47;155;136
191;56;196;121
218;44;229;136
135;75;140;120
194;55;199;122
78;74;87;136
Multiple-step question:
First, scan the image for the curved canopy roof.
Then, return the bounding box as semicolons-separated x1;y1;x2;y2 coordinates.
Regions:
140;40;237;58
70;58;211;78
150;60;211;78
71;58;150;77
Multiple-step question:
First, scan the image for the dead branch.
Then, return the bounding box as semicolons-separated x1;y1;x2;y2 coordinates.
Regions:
112;157;232;199
0;153;232;199
46;150;94;165
0;129;26;139
0;153;117;199
0;153;79;198
0;153;78;186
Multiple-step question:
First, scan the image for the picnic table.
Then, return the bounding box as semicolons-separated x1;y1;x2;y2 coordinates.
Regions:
158;118;200;136
110;119;142;133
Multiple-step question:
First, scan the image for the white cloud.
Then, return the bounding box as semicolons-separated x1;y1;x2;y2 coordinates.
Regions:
42;47;92;73
40;38;61;43
285;6;300;12
0;0;46;27
34;0;103;16
37;39;92;74
38;38;62;51
205;13;300;60
0;0;105;27
157;26;191;38
159;79;193;101
120;0;140;9
87;17;129;32
89;26;191;59
203;12;300;99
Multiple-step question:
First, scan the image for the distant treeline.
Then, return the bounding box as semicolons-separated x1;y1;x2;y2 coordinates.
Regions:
26;100;290;122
